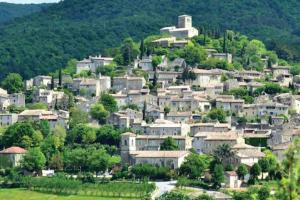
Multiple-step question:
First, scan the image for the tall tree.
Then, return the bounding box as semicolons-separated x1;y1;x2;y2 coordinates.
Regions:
164;106;170;117
21;147;46;173
237;164;248;180
139;39;145;59
223;31;227;53
100;93;118;113
250;163;261;181
51;76;55;90
258;158;270;179
276;137;300;200
90;103;109;124
142;101;147;120
58;69;62;87
212;164;225;189
213;144;234;165
160;137;179;150
1;73;24;94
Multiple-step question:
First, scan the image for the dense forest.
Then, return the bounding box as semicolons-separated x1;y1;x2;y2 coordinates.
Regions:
1;0;300;79
0;3;48;24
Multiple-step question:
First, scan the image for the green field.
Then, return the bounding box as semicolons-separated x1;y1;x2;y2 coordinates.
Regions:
0;189;140;200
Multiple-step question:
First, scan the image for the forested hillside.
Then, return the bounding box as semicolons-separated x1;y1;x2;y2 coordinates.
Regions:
1;0;300;79
0;3;48;24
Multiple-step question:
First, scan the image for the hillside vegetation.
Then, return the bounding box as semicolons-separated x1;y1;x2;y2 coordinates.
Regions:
0;3;48;24
1;0;300;79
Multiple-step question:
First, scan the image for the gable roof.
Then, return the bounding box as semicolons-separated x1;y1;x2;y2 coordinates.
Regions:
0;146;27;154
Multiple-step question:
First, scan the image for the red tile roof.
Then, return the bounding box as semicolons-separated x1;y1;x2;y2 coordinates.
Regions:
0;146;27;154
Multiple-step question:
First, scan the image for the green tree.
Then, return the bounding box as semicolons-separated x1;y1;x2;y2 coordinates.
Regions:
51;76;55;90
290;65;300;76
152;55;162;71
58;69;62;87
21;147;46;173
49;153;64;171
180;44;207;66
142;101;147;120
223;31;227;53
88;148;110;173
236;164;248;180
139;39;145;59
164;106;170;117
212;164;224;189
68;124;96;144
213;144;233;165
160;137;179;150
1;73;24;94
26;102;48;110
69;106;89;129
276;137;300;200
258;158;270;179
63;59;77;75
1;122;42;148
7;104;25;114
100;93;118;113
194;194;214;200
207;108;227;123
90;103;109;124
258;186;270;200
96;125;122;146
121;38;139;65
179;153;207;179
250;163;261;181
156;192;191;200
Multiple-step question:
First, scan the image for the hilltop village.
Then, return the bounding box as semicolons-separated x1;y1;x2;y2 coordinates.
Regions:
0;15;299;199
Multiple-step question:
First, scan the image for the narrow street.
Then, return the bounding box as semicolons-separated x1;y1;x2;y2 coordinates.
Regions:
152;181;177;199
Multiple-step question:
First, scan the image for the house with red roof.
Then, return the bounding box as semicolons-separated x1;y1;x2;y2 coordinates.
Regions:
0;146;27;168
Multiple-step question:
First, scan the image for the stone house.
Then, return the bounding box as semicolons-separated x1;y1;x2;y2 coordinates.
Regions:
120;132;190;169
225;171;242;189
113;76;146;92
9;93;25;107
235;70;263;81
165;112;192;123
121;133;191;151
79;79;101;97
149;71;181;87
216;96;245;114
189;123;231;136
211;53;233;64
243;102;288;118
32;75;52;88
152;37;188;48
271;66;290;78
133;119;190;136
192;69;222;87
193;131;244;154
160;15;198;38
76;55;113;74
231;148;265;167
0;113;18;126
0;146;27;168
18;109;69;129
108;109;143;129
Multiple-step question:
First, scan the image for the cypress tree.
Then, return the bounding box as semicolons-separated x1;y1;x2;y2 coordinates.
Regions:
152;71;157;87
58;69;62;87
51;76;54;90
223;31;227;53
139;39;145;59
142;101;147;120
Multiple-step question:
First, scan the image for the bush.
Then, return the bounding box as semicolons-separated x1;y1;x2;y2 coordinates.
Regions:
131;164;171;180
177;177;211;190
